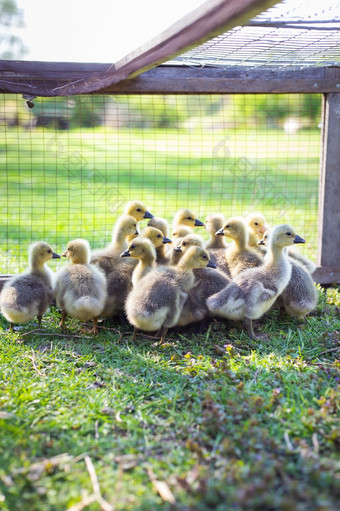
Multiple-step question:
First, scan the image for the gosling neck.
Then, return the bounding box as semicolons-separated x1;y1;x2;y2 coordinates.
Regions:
109;226;128;253
132;255;156;286
175;260;195;292
156;244;166;257
265;243;286;269
248;231;258;249
206;233;226;249
230;232;247;252
29;258;48;275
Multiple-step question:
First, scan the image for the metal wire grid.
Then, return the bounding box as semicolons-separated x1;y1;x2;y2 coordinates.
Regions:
167;0;340;70
167;26;340;70
252;0;340;24
0;93;320;273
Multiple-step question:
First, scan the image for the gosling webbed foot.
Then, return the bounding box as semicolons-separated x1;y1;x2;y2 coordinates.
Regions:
244;317;269;341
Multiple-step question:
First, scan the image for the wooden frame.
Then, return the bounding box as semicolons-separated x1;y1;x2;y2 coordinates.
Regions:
1;63;340;96
314;93;340;284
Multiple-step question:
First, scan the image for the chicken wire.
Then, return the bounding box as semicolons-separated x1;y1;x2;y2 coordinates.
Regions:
167;0;340;69
0;93;321;273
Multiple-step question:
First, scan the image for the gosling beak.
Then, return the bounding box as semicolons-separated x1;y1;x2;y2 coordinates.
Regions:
52;252;61;259
174;246;182;253
207;261;216;269
120;249;131;257
143;211;153;219
293;234;305;244
162;236;172;244
258;240;265;246
215;228;225;236
194;218;205;227
134;230;139;235
61;251;68;258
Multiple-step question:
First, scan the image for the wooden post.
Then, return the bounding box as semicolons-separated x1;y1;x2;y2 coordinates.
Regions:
314;93;340;284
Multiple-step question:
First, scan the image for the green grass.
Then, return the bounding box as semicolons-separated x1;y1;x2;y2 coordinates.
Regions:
0;287;339;510
0;126;320;272
1;122;337;509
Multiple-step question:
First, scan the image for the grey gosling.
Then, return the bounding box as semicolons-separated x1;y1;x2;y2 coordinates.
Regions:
207;224;305;340
169;225;192;266
147;216;171;265
216;216;263;278
121;237;157;286
245;212;269;251
0;241;60;330
125;246;215;342
175;237;229;328
259;230;318;318
55;239;107;334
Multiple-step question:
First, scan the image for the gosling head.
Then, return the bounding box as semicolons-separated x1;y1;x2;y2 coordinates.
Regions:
175;233;204;253
124;200;153;221
265;225;305;250
120;237;156;261
142;226;172;248
29;241;61;267
246;212;269;239
179;246;216;270
172;225;192;238
147;217;169;237
174;209;205;228
215;216;248;242
114;215;139;239
62;239;91;264
258;229;270;246
205;213;225;235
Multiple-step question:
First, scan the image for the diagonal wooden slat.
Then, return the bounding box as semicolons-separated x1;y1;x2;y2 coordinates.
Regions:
0;0;279;96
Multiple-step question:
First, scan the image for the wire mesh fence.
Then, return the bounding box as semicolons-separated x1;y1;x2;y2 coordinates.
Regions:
167;0;340;70
0;92;321;273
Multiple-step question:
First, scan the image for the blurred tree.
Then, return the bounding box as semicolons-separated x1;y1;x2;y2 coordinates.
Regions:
0;0;27;58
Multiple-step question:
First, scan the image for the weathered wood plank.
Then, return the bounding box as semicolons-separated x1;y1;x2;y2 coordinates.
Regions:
98;66;340;94
317;93;340;271
1;64;340;95
313;267;340;285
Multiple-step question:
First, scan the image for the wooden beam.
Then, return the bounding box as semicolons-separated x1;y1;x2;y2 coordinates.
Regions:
0;0;280;96
317;93;340;276
97;65;340;94
1;64;340;96
313;267;340;285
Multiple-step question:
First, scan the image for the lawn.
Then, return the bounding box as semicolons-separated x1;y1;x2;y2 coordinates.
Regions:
0;126;320;272
0;288;339;510
1;123;338;510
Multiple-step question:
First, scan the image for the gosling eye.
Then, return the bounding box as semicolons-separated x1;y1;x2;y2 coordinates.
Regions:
157;234;161;238
47;249;52;253
187;216;193;221
254;222;259;226
136;208;142;212
182;242;187;246
202;254;208;260
225;224;230;229
285;232;292;236
131;244;136;249
133;224;137;228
